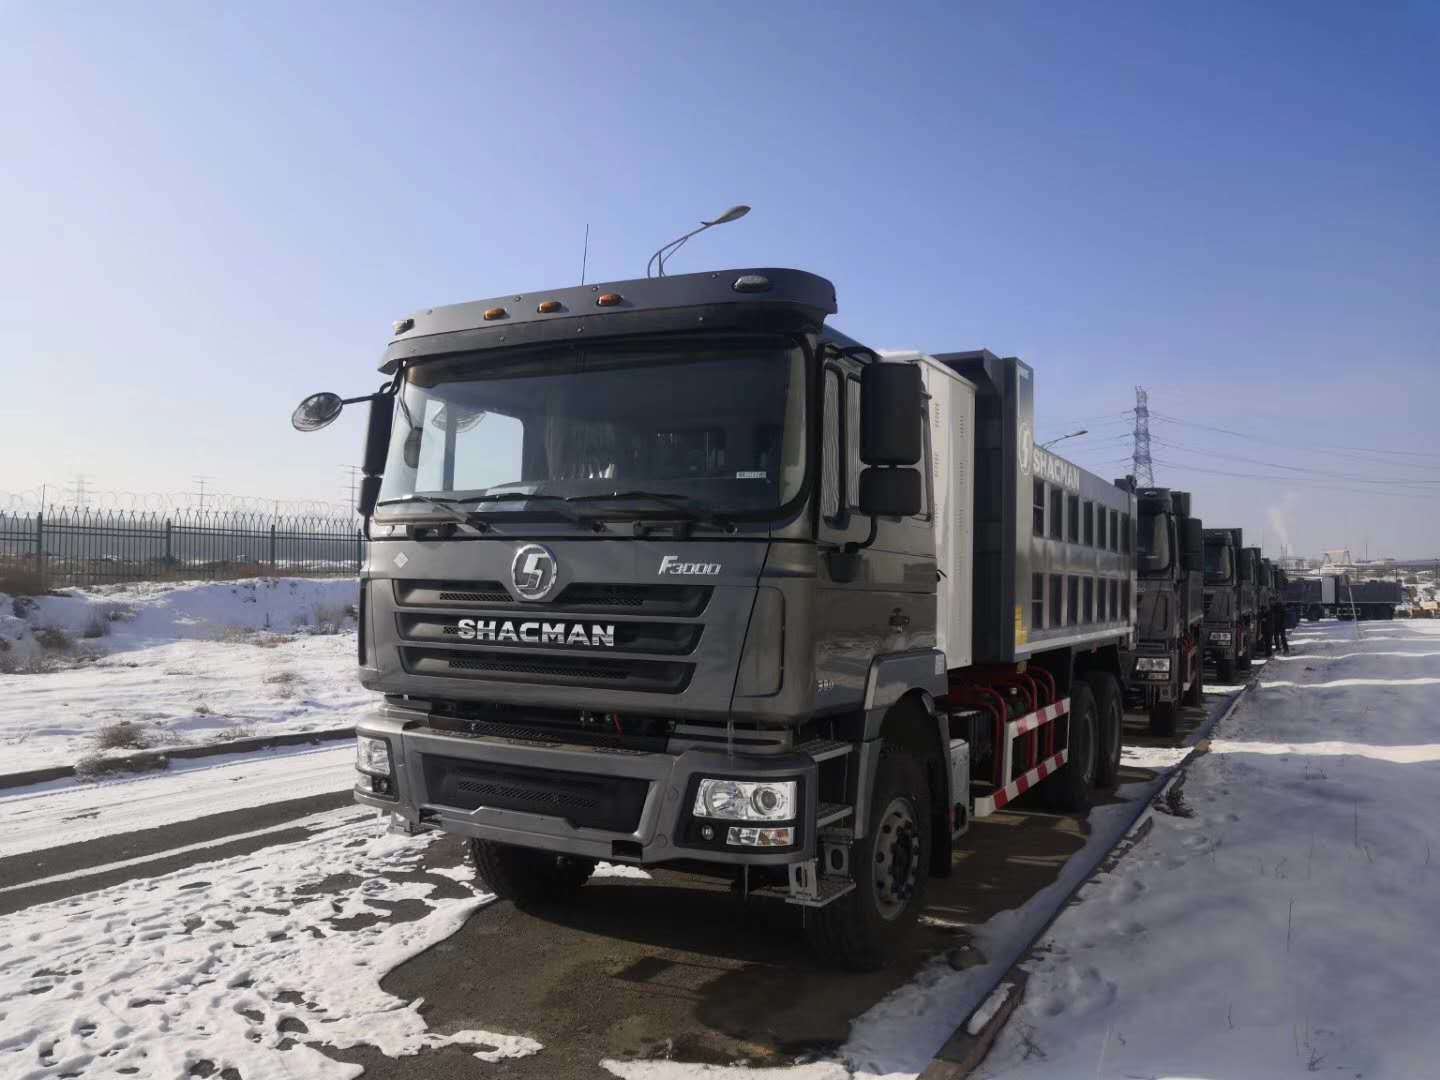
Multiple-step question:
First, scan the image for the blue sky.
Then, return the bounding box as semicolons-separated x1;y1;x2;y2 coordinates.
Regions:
3;3;1437;556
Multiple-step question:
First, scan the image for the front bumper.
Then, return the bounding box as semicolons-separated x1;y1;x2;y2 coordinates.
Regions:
1127;646;1176;703
354;710;818;867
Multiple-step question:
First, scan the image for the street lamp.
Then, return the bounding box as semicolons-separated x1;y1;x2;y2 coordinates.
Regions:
647;205;751;278
1040;429;1088;451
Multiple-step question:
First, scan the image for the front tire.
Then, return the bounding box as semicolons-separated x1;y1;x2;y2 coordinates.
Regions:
806;749;931;972
1086;672;1123;789
1217;655;1236;683
470;840;596;904
1183;654;1204;706
1041;682;1096;813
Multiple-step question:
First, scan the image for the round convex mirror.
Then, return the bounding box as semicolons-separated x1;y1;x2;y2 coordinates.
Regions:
292;392;344;432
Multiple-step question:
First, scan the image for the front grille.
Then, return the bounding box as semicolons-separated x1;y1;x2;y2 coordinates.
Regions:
396;614;702;655
395;580;510;607
555;583;712;616
422;756;649;832
393;579;712;617
400;647;692;693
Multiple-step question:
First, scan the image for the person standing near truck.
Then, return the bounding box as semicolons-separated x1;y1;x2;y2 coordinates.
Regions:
1271;597;1289;655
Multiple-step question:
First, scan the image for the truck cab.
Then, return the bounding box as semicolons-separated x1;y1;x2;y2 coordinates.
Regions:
293;267;1134;970
1122;487;1204;735
1202;527;1255;681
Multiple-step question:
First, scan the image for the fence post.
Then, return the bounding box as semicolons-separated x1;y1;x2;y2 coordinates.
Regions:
269;524;277;569
164;519;172;566
35;511;46;590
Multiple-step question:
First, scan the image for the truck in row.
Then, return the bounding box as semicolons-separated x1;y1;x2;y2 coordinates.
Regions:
292;261;1277;969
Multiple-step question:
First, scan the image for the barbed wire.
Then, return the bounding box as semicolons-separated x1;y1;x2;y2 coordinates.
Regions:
1;488;356;516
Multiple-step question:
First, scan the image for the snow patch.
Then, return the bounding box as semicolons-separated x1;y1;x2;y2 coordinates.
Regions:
0;817;541;1078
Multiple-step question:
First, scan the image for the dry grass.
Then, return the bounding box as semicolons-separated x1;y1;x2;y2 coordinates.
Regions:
0;563;47;597
34;627;73;652
94;720;154;751
0;649;59;675
216;724;258;741
75;750;169;779
217;625;293;648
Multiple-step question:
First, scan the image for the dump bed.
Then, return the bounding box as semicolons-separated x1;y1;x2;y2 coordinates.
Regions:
935;350;1135;663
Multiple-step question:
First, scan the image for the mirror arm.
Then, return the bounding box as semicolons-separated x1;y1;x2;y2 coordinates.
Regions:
843;515;879;555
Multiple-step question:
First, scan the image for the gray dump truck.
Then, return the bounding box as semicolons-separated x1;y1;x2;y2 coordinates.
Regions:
1122;486;1204;736
1202;529;1257;681
292;267;1136;969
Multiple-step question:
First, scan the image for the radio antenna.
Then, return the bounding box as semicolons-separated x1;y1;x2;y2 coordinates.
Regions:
580;223;590;285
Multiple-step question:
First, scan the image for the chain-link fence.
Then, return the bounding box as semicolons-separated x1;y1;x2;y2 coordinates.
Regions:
0;508;361;591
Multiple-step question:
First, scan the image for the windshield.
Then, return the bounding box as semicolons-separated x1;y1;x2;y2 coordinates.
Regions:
1204;541;1234;584
376;337;808;518
1137;509;1171;575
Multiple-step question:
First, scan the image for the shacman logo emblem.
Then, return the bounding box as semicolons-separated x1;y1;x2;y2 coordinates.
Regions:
455;619;615;647
511;543;558;600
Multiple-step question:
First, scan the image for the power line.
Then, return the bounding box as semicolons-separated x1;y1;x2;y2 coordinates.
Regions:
1149;458;1422;500
1149;412;1440;468
1149;436;1440;487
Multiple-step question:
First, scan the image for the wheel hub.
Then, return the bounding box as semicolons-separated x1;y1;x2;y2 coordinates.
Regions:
872;796;921;920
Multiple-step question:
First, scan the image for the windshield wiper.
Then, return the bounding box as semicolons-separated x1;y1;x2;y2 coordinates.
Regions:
567;491;735;533
376;493;493;532
458;492;606;532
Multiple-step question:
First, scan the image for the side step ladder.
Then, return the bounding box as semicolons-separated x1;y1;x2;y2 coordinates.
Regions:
785;739;858;907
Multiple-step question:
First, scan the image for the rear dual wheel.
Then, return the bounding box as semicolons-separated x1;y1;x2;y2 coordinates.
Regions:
1086;672;1123;789
1041;682;1096;813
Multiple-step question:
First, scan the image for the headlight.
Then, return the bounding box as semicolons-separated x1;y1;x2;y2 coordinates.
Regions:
693;778;797;821
356;735;392;776
1135;657;1171;672
1210;631;1233;644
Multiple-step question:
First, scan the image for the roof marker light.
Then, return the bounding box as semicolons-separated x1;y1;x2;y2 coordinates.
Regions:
596;293;623;307
483;307;508;321
733;274;771;293
536;300;563;314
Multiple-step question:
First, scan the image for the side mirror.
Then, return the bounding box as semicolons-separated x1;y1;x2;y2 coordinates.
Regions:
1184;520;1203;566
292;392;344;432
362;395;394;476
860;363;923;466
859;467;922;518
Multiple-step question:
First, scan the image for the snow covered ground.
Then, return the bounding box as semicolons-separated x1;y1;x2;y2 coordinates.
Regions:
0;578;366;774
982;619;1440;1078
0;814;546;1079
0;744;355;860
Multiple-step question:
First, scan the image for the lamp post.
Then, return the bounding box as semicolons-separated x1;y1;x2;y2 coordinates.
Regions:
1040;429;1088;451
647;205;751;278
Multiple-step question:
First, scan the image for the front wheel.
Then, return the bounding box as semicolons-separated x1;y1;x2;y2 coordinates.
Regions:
470;839;596;904
1217;655;1236;683
1183;659;1204;706
805;749;931;972
1149;700;1178;738
1041;682;1096;813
